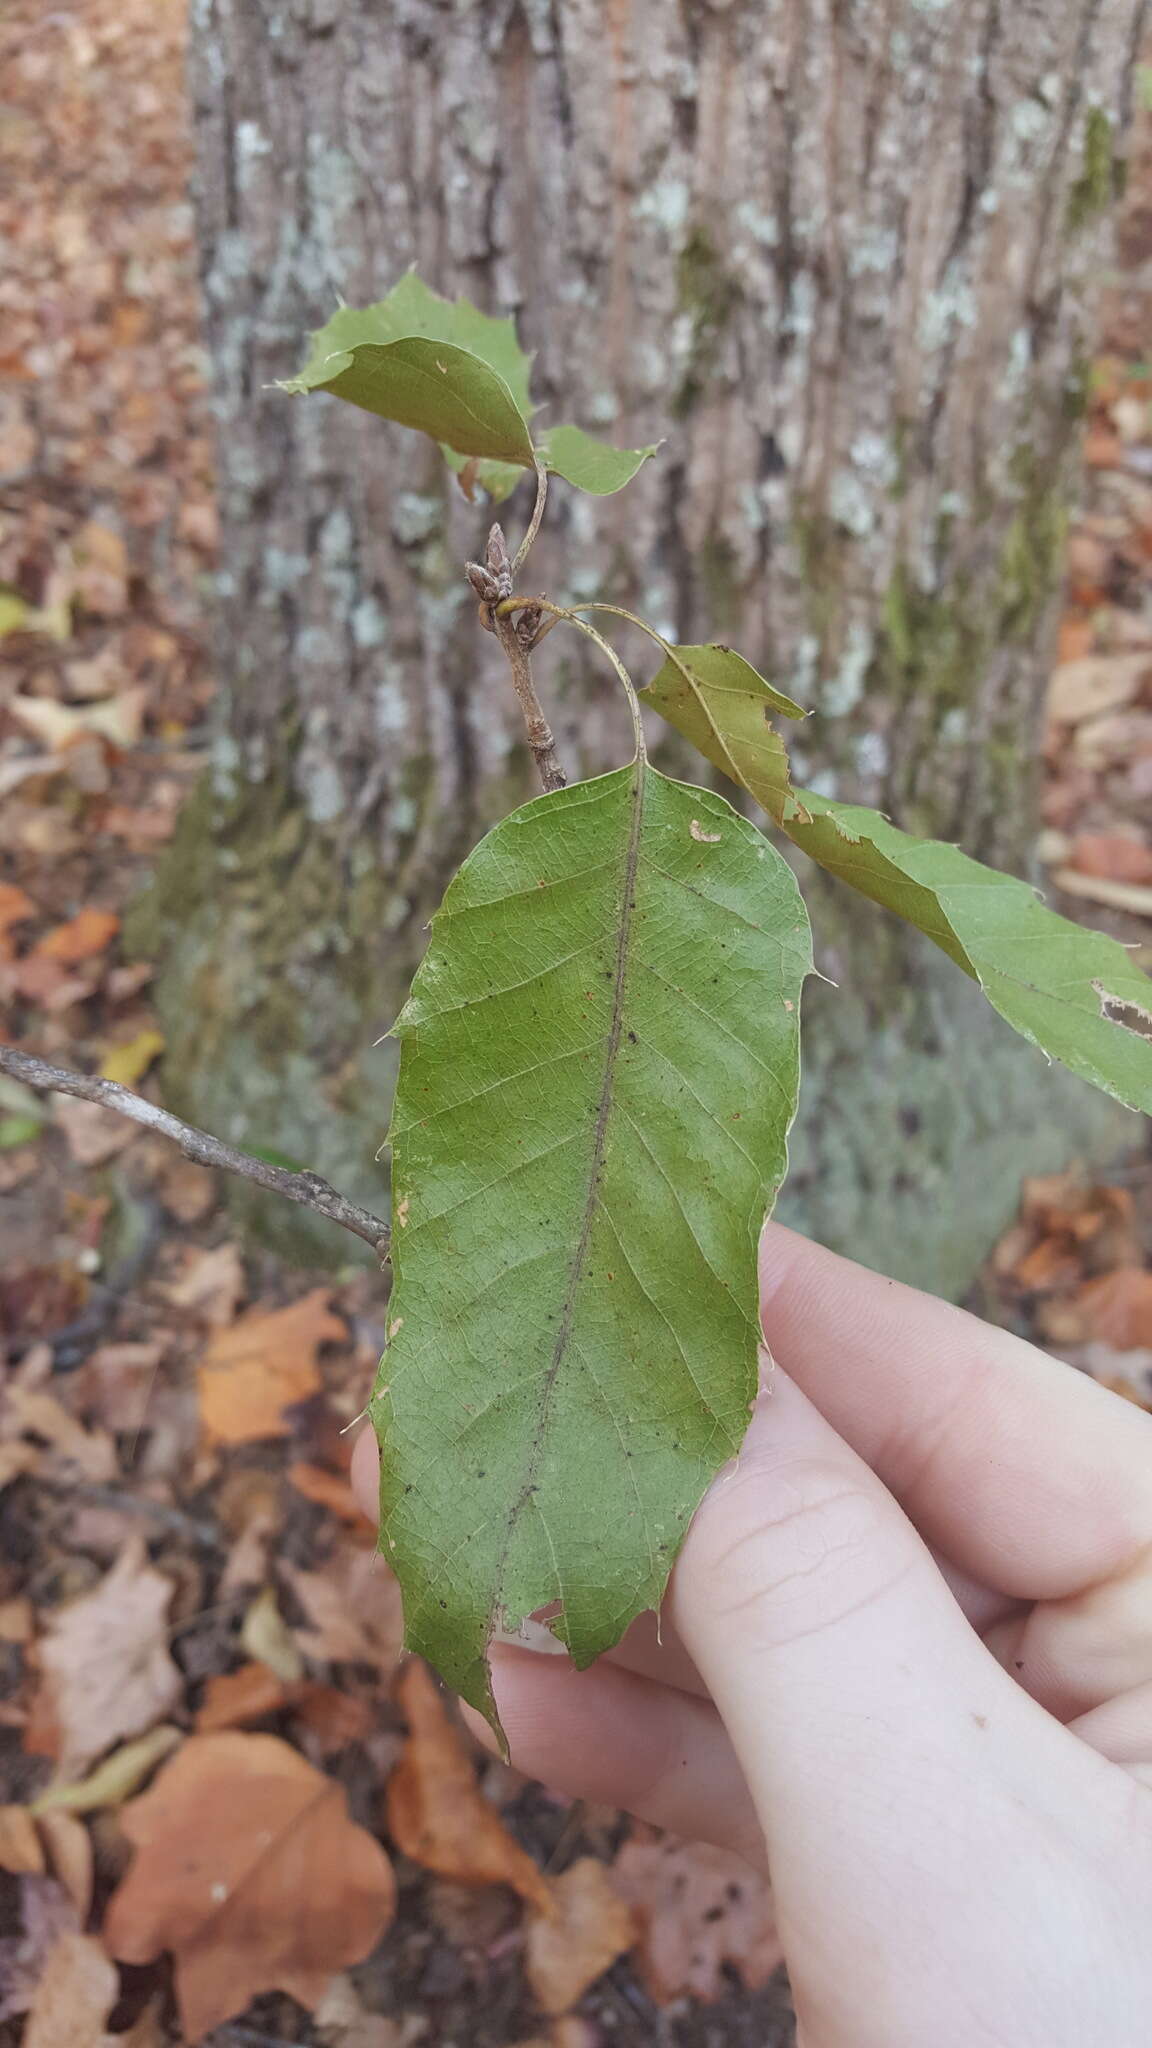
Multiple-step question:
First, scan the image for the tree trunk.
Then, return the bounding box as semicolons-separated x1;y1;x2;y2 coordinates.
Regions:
140;0;1147;1288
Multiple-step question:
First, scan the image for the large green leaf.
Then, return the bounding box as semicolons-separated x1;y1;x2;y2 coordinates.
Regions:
284;273;659;495
371;764;811;1725
642;648;1152;1115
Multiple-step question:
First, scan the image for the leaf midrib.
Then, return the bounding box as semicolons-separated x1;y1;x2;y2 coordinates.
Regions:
493;760;647;1619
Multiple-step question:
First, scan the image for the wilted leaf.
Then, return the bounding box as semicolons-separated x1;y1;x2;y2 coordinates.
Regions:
526;1857;636;2014
0;1805;45;1874
103;1732;396;2039
0;879;35;955
196;1288;343;1445
373;765;809;1720
1047;653;1150;724
7;688;146;751
240;1585;305;1683
611;1827;781;2005
98;1027;164;1087
643;649;1152;1116
22;1932;117;2048
36;1538;182;1774
287;1459;370;1524
282;1549;405;1675
163;1240;244;1325
31;1726;181;1816
195;1662;294;1733
386;1660;552;1913
4;1386;117;1483
35;1812;93;1922
34;907;120;963
51;1096;136;1168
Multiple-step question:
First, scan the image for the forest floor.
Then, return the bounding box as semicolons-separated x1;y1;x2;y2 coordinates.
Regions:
2;5;1152;2047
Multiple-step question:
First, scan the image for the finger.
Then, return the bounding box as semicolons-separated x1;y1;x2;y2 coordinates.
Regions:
983;1539;1152;1720
1069;1681;1152;1787
351;1421;380;1517
758;1223;1152;1600
672;1368;1141;2043
461;1642;767;1867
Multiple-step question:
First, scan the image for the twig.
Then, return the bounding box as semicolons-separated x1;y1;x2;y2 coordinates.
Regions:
466;524;567;793
0;1046;390;1257
511;457;549;576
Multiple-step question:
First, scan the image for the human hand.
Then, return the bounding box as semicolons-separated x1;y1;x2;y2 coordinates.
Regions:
353;1223;1152;2046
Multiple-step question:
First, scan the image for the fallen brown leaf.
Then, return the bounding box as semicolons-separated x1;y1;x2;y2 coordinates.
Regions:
6;676;110;738
526;1857;636;2015
0;1805;45;1875
103;1731;396;2039
292;1683;376;1755
1064;1267;1152;1349
52;1095;137;1168
33;906;120;963
197;1289;343;1445
1068;830;1152;884
611;1826;782;2005
1047;652;1151;724
164;1240;244;1325
195;1662;294;1733
288;1459;371;1525
1053;866;1152;916
0;879;35;956
282;1549;405;1674
35;1538;183;1774
386;1660;552;1914
4;1386;117;1484
22;1931;117;2048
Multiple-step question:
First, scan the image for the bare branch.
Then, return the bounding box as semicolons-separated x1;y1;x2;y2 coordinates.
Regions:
0;1046;390;1258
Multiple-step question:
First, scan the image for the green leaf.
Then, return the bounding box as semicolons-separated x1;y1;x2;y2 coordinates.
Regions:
282;336;535;466
287;271;536;418
371;764;811;1725
643;649;1152;1115
642;644;805;822
284;272;662;497
539;424;661;495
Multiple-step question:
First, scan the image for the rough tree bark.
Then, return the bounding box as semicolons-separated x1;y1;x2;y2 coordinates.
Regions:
139;0;1147;1290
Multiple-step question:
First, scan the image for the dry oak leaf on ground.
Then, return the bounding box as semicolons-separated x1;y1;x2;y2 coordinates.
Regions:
103;1730;397;2040
386;1659;553;1914
196;1288;344;1445
611;1825;782;2005
34;1536;182;1775
281;1545;405;1674
21;1930;118;2048
525;1856;637;2015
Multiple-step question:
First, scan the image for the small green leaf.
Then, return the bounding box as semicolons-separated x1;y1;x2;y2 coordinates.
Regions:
539;424;661;495
642;644;805;822
643;648;1152;1115
283;336;535;467
288;272;535;418
372;763;810;1727
284;275;661;496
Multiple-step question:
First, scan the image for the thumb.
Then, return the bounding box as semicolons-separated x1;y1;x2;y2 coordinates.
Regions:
669;1370;1122;2045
